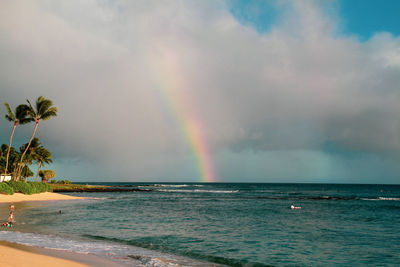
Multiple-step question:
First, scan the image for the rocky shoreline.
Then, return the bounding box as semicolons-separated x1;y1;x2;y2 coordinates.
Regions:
50;184;153;193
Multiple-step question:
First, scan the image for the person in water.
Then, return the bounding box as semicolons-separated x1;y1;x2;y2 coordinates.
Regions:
3;205;15;227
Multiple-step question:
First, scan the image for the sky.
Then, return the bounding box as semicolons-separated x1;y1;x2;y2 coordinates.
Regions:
0;0;400;183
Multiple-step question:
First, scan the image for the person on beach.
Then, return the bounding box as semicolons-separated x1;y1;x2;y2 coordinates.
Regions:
3;205;15;227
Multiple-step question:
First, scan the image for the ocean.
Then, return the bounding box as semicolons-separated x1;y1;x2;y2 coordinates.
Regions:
1;183;400;266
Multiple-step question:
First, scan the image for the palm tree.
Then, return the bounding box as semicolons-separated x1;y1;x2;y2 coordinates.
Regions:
9;149;21;179
20;137;42;159
0;144;7;158
18;138;41;180
4;103;32;176
34;146;53;182
16;97;58;180
21;165;34;181
0;144;8;174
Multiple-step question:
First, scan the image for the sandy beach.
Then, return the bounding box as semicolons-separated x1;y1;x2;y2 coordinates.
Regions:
0;193;125;266
0;243;90;267
0;192;84;203
0;240;123;267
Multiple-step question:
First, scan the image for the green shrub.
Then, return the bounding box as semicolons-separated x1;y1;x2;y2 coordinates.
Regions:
27;182;38;194
39;170;56;183
5;181;53;195
46;182;53;192
28;182;45;193
33;182;52;192
0;183;14;195
7;181;34;195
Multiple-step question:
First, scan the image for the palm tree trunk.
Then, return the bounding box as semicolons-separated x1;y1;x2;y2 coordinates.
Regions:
11;163;17;179
17;119;39;180
35;161;42;182
5;122;17;176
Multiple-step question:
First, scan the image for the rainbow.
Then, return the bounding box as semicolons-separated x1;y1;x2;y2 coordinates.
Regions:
150;50;216;182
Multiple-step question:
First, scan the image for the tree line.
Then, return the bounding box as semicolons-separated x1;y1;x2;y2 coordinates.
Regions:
0;96;57;182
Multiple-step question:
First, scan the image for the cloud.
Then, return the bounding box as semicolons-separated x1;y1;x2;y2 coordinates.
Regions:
0;0;399;182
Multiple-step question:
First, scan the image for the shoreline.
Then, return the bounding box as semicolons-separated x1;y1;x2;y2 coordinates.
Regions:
0;240;123;267
0;192;85;203
0;192;125;267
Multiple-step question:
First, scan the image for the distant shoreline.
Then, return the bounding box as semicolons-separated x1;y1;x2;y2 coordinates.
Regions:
50;183;153;193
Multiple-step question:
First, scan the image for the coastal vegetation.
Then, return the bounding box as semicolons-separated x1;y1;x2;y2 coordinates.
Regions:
0;182;14;195
49;182;152;193
39;169;56;183
0;96;58;194
0;181;52;195
51;179;72;184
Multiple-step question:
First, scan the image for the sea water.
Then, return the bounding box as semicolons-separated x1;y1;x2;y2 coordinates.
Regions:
1;183;400;266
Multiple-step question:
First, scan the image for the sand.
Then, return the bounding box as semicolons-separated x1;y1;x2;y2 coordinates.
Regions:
0;192;85;203
0;241;124;267
0;243;90;267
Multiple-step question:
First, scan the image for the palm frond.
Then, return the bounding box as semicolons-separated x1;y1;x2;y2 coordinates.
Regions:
19;117;34;124
36;96;46;114
26;99;36;118
5;114;14;122
34;146;53;166
30;137;42;149
4;102;15;122
43;157;53;165
15;104;33;124
41;107;58;121
38;99;53;115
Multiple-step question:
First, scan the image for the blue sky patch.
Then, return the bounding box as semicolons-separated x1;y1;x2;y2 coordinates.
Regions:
338;0;400;40
228;0;400;40
227;0;283;33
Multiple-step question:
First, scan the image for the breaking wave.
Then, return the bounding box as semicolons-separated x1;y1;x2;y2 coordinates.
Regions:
155;189;239;194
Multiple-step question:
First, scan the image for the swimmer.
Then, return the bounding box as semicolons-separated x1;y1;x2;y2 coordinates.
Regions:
8;205;15;224
3;205;15;227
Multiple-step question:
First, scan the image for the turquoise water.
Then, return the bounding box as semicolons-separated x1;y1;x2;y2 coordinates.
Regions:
1;183;400;266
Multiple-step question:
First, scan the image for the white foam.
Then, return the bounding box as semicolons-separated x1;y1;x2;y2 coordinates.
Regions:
378;197;400;201
0;231;222;267
153;184;204;188
155;189;239;194
362;197;400;201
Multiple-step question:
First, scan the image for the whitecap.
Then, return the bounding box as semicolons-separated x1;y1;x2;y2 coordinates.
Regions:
155;189;239;194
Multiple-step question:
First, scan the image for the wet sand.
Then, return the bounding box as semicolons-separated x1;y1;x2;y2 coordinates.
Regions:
0;240;123;266
0;240;89;267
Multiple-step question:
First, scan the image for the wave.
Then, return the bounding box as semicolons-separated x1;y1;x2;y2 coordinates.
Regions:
153;184;204;188
256;195;359;200
378;197;400;201
155;189;239;194
85;234;272;267
254;195;400;201
0;231;223;267
362;197;400;201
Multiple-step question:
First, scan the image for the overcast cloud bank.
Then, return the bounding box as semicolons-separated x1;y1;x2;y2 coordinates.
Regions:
1;0;399;182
